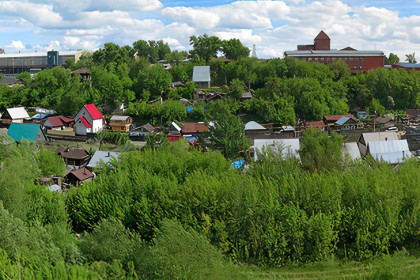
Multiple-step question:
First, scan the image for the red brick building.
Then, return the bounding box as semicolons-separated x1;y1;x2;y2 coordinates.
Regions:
285;31;384;72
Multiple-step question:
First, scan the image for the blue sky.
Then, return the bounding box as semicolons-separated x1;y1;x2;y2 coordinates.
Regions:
0;0;419;59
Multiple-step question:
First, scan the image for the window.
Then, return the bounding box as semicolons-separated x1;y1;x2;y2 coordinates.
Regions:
332;58;336;61
326;58;330;61
349;58;354;61
320;58;324;61
308;58;312;61
315;58;318;61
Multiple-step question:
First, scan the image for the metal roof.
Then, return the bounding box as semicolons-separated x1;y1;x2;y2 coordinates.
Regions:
192;66;211;82
342;142;361;160
87;151;120;169
361;131;398;143
170;122;182;132
245;121;266;130
110;115;130;121
335;116;351;126
7;123;42;142
368;140;412;164
6;107;30;119
285;50;384;57
0;50;81;59
254;138;300;161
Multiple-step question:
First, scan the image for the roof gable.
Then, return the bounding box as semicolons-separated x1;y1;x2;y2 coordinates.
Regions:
245;121;266;130
84;104;103;120
6;107;30;119
192;66;211;82
70;167;94;181
315;31;330;40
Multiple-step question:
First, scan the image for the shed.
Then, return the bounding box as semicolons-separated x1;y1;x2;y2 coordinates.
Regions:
367;140;412;164
7;123;47;142
192;66;211;89
87;151;120;169
1;107;30;126
253;138;300;161
66;167;94;186
358;131;399;156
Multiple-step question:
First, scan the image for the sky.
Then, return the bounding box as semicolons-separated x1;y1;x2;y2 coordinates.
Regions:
0;0;419;59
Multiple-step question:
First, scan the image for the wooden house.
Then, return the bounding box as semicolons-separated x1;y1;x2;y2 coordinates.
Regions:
129;123;155;141
109;115;132;132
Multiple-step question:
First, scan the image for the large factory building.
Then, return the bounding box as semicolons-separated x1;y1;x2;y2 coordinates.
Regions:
0;50;83;75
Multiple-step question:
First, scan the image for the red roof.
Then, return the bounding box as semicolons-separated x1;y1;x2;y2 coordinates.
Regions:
70;167;94;182
323;114;354;122
84;104;103;120
80;116;92;128
47;115;74;127
182;122;209;134
306;121;325;128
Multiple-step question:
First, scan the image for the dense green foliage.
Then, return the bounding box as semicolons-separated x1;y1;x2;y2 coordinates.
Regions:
1;36;418;125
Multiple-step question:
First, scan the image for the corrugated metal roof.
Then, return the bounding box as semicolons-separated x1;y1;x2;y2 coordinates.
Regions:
7;123;41;142
192;66;211;82
6;107;30;119
285;50;384;57
368;140;412;164
254;138;300;161
362;131;398;143
335;116;351;126
87;151;120;168
245;121;266;130
342;142;361;160
110;115;130;121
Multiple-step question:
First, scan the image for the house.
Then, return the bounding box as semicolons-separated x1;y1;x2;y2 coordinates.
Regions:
181;122;209;138
323;114;354;127
129;123;155;141
253;138;300;161
71;68;91;82
87;151;120;170
391;63;420;72
305;121;326;131
43;115;74;130
357;131;399;156
168;122;182;142
374;116;394;130
367;140;412;164
342;142;361;161
56;148;90;167
7;123;47;142
335;116;361;131
109;115;132;132
66;167;94;186
245;121;267;139
192;66;211;89
357;111;369;119
1;107;30;127
74;104;104;136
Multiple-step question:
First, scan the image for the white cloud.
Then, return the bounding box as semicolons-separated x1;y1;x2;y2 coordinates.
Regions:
0;0;418;60
7;40;25;50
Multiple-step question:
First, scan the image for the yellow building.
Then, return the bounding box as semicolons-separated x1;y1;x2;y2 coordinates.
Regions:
109;115;132;132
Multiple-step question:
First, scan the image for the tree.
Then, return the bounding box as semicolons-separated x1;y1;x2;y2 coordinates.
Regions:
228;78;245;100
205;101;249;159
405;53;417;64
36;148;66;177
17;72;31;87
384;53;400;65
189;34;222;63
165;50;188;66
299;127;343;172
0;47;4;54
222;39;250;60
134;64;172;100
133;40;171;63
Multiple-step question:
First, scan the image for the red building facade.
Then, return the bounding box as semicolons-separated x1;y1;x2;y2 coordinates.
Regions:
286;31;384;72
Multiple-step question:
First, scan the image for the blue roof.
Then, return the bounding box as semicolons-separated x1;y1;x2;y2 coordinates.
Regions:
31;113;48;119
232;160;245;169
8;123;42;142
335;116;350;126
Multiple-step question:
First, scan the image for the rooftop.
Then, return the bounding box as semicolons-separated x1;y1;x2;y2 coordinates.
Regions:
192;66;211;82
87;151;120;169
245;121;266;131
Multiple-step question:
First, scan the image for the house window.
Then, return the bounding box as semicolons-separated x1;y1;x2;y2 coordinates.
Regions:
308;58;312;61
349;58;354;61
315;58;318;61
326;58;330;61
320;58;324;61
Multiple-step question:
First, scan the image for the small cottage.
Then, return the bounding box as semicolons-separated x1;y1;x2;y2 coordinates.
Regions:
74;104;104;136
192;66;211;89
56;148;90;167
43;115;74;130
66;167;94;186
109;115;132;132
1;107;30;127
129;123;155;141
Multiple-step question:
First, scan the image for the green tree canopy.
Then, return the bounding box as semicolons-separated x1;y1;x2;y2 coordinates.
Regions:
222;38;250;60
189;34;222;63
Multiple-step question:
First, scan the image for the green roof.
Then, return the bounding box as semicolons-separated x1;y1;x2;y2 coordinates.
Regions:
8;123;42;142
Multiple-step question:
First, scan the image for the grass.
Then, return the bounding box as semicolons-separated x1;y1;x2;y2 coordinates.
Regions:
244;251;420;279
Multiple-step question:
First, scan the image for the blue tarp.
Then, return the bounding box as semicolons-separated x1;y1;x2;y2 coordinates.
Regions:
232;160;245;169
187;107;193;113
187;137;197;142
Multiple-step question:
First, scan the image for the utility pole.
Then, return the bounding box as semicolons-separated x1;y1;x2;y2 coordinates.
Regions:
251;45;257;58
